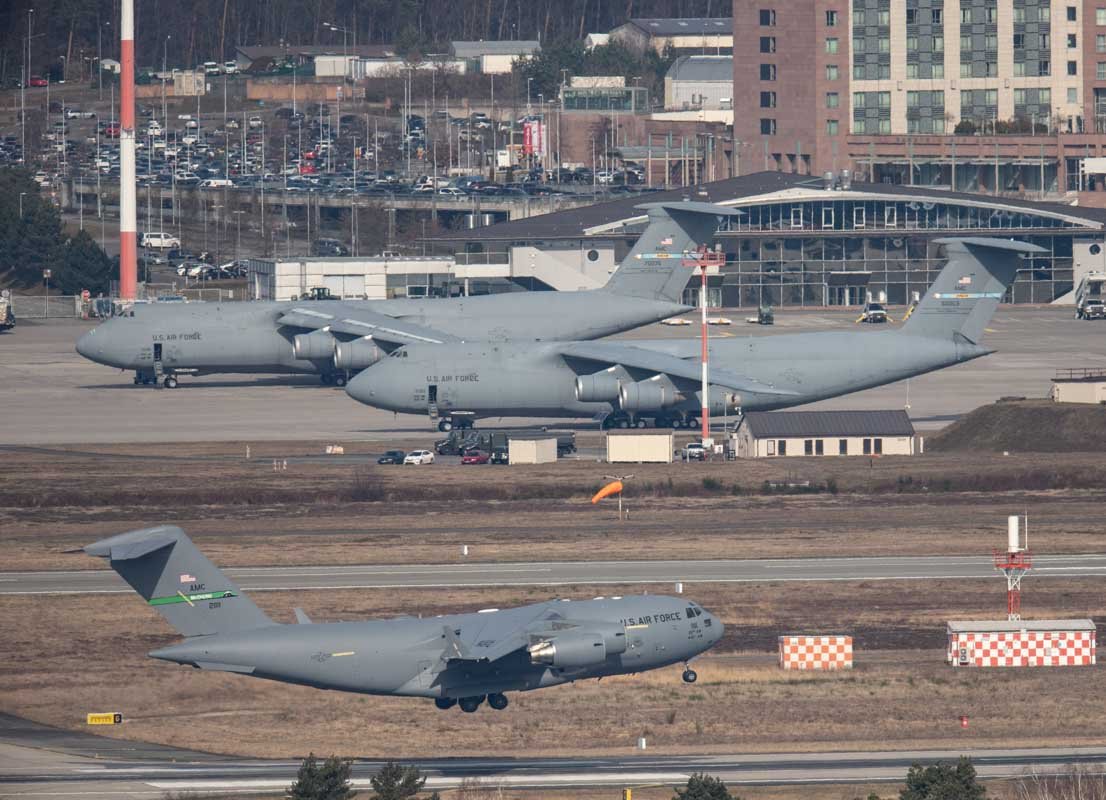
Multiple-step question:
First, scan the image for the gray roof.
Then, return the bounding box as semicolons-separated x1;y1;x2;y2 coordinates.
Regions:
741;410;915;438
666;55;733;82
237;44;396;60
451;40;540;58
627;18;733;36
948;619;1096;633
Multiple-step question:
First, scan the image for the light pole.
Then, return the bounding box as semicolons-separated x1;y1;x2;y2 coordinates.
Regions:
526;77;532;113
19;193;27;216
234;210;244;263
43;269;51;318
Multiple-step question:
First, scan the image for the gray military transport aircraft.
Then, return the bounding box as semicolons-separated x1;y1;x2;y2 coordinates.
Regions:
83;526;723;712
76;202;738;390
344;237;1043;429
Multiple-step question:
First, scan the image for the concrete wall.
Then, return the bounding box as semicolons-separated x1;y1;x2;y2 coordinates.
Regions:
606;432;675;463
247;80;347;102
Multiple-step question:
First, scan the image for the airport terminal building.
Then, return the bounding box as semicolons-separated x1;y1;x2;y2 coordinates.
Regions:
434;171;1106;307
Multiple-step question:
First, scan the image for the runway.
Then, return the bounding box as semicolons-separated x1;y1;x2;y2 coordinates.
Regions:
2;713;1106;798
5;553;1106;595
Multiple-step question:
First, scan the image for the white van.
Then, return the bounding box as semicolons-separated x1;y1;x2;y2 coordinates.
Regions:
140;232;182;249
200;178;233;188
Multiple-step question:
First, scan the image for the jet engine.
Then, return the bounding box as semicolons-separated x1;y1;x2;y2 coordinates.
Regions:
528;625;627;669
619;378;681;411
292;329;335;361
574;366;629;402
333;337;383;370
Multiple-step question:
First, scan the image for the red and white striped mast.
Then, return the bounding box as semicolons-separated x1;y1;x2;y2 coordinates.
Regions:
683;245;725;443
118;0;137;300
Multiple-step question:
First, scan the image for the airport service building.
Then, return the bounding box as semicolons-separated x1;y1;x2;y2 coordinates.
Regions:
437;171;1106;307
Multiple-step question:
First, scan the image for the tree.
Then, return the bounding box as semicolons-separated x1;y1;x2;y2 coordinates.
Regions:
900;758;986;800
57;229;112;295
288;753;357;800
674;773;740;800
369;762;426;800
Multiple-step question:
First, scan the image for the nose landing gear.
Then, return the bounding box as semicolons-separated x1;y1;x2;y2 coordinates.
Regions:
682;667;698;684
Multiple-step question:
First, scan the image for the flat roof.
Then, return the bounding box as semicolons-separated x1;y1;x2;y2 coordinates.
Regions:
666;55;733;82
742;410;915;438
626;18;733;36
237;44;396;60
431;171;1106;245
948;619;1096;633
451;40;540;57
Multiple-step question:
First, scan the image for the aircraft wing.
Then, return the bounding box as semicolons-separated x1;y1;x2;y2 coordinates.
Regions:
558;341;799;397
439;609;585;665
276;307;463;347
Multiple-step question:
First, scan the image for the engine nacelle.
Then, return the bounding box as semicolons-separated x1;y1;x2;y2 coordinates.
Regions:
575;369;625;402
619;379;680;411
333;338;383;370
529;633;611;669
293;329;335;361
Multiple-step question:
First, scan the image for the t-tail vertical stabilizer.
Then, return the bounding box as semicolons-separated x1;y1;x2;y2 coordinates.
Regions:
602;202;740;303
902;237;1046;343
84;525;275;637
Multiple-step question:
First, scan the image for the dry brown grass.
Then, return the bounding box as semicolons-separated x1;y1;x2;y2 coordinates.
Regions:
2;580;1102;761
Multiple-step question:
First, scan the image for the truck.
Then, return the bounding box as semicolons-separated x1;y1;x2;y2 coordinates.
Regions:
0;290;14;331
435;429;576;457
1075;271;1106;319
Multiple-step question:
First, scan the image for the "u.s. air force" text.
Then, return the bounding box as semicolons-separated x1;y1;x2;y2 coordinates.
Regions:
619;611;682;626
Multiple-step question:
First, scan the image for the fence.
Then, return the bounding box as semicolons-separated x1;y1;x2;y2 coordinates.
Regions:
10;290;237;320
10;295;86;319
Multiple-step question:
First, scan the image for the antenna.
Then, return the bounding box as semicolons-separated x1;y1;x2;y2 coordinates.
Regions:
994;515;1033;621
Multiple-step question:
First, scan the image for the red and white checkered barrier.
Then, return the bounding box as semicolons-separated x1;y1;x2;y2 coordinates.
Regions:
948;629;1096;668
778;635;853;670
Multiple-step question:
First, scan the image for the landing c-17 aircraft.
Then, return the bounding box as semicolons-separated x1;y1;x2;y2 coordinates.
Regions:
75;203;739;389
83;526;723;713
344;237;1044;429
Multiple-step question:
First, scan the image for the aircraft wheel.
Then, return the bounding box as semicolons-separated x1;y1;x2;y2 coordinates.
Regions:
682;669;698;684
334;373;347;387
164;375;178;389
438;419;452;432
487;693;509;711
320;373;334;386
459;696;484;713
686;417;699;430
133;374;142;385
617;419;630;429
635;419;647;429
434;697;457;710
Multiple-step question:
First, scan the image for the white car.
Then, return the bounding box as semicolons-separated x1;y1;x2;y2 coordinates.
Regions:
437;187;467;198
140;232;181;249
223;61;238;75
403;450;435;465
248;116;263;129
661;317;692;326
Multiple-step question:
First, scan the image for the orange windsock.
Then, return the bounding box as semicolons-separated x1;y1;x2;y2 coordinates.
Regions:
591;480;624;504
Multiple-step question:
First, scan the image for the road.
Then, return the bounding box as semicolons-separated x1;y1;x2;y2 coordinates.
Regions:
5;554;1106;595
2;713;1105;798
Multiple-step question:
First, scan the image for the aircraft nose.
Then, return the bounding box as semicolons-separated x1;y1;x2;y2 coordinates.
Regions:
76;329;100;362
345;370;373;404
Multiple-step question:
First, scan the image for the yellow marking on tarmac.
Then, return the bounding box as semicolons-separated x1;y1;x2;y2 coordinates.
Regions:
331;651;356;657
177;591;195;607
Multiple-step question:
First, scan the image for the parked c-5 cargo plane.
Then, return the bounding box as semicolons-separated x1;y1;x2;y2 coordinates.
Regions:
84;526;723;712
344;237;1043;430
75;202;738;388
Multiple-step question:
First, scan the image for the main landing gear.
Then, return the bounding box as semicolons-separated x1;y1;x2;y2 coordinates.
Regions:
320;372;348;387
436;693;509;712
133;371;179;389
437;417;475;433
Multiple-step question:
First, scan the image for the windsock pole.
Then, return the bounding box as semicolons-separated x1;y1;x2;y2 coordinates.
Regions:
118;0;137;300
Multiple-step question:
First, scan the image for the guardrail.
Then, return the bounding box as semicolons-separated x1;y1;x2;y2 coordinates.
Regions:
10;296;86;319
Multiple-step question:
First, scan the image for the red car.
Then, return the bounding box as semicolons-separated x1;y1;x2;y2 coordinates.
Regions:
460;449;490;465
102;123;119;138
28;76;48;88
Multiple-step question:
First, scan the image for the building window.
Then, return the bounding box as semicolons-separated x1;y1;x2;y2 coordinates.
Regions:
759;9;776;25
804;439;814;455
815;440;824;455
826;9;838;26
778;440;787;456
874;438;883;454
822;206;834;229
855;37;866;52
760;63;777;80
1069;87;1079;103
760;117;777;134
1069;34;1078;49
931;8;942;23
1069;60;1079;75
826;119;839;135
934;36;944;52
1014;33;1025;49
962;7;972;23
826;91;839;108
863;438;872;455
853;206;866;228
906;8;917;24
960;33;971;51
853;9;865;25
1099;8;1106;25
879;37;890;53
838;439;848;455
1068;5;1078;21
767;439;775;455
1041;33;1051;49
985;34;998;50
906;63;918;78
826;64;839;80
933;63;944;78
1099;34;1106;52
760;36;777;53
825;37;839;54
1014;6;1026;22
1098;62;1106;80
1014;61;1026;76
884;205;897;227
761;91;777;107
1041;59;1051;75
987;6;997;22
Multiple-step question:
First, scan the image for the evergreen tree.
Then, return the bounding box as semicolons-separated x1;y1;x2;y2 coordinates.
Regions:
900;758;986;800
369;762;426;800
288;753;357;800
674;773;740;800
57;230;113;295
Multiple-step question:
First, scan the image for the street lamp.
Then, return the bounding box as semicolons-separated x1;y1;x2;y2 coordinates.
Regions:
526;77;532;113
323;22;351;58
19;192;27;216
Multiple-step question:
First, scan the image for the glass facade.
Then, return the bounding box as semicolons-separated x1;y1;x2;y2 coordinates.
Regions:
708;198;1083;307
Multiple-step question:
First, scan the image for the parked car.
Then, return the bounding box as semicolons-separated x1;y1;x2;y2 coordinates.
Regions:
28;76;48;87
859;302;889;324
377;450;406;464
248;116;263;129
140;231;182;249
683;442;707;461
403;450;435;465
461;449;490;465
